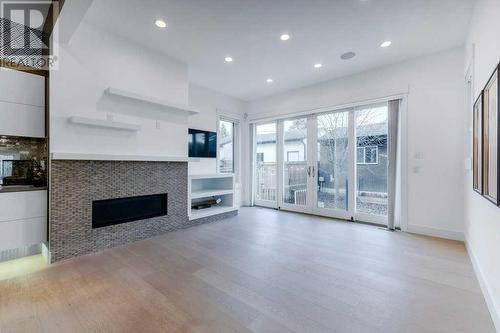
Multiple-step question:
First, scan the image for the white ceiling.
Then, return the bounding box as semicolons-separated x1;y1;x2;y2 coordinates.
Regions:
84;0;474;101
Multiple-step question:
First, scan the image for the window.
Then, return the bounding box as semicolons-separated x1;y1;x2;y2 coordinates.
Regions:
256;152;264;163
286;151;300;162
357;146;379;164
218;120;234;173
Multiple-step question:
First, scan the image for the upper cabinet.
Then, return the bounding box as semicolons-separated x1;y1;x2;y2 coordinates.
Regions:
0;68;45;138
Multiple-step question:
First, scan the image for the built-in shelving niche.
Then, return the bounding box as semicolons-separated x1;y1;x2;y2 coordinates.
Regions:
189;174;238;220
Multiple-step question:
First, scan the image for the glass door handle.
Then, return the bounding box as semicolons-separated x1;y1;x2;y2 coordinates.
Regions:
312;166;315;178
307;166;311;177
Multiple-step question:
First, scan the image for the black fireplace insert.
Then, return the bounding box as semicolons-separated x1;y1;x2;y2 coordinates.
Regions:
92;193;168;228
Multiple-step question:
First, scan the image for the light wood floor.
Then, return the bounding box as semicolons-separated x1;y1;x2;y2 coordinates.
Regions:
0;207;495;332
0;255;47;282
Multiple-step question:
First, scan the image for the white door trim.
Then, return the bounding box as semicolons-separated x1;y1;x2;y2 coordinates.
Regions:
398;96;409;231
248;93;408;123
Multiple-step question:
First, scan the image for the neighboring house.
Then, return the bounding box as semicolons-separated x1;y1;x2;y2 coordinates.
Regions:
256;129;307;163
318;123;388;195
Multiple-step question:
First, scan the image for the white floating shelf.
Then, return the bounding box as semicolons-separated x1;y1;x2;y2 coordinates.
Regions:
190;173;235;180
189;206;238;221
104;87;200;116
191;189;234;199
69;116;140;131
51;152;189;162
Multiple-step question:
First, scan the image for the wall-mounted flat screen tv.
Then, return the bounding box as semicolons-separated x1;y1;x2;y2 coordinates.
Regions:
188;128;217;158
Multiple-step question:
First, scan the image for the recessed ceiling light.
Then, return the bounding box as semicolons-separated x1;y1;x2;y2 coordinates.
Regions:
266;78;273;83
314;63;323;69
341;52;356;60
280;34;290;41
380;41;392;48
224;56;233;63
155;19;167;28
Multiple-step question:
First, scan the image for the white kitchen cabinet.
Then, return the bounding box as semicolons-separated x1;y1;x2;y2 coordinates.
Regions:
0;68;44;107
0;68;45;138
0;217;46;252
0;190;47;252
0;101;45;138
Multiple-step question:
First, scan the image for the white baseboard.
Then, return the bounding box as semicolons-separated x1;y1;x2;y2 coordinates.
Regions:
465;238;500;332
41;242;51;264
406;225;464;241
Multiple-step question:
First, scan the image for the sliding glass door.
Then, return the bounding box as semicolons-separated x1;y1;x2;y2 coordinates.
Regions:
253;103;390;225
354;105;388;224
281;117;312;212
313;111;352;219
254;122;278;207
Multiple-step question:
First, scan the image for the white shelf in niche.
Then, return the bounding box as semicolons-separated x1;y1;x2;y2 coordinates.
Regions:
191;189;234;199
69;116;140;131
190;206;238;220
188;174;237;220
104;87;200;116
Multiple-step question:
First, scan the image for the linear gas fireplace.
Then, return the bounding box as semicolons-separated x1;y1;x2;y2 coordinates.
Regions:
50;160;191;262
92;193;168;229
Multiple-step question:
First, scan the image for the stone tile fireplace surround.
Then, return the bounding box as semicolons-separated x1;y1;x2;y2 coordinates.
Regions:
50;160;233;262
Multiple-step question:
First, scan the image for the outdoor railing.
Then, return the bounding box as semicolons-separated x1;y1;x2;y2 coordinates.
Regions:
256;162;277;201
256;161;387;213
256;161;308;203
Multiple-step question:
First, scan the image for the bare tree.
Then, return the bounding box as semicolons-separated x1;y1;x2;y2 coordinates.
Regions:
316;107;388;203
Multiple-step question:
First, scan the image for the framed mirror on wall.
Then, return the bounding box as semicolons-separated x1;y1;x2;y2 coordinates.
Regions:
473;92;483;194
482;63;499;205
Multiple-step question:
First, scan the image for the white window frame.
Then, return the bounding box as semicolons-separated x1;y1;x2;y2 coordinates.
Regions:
218;119;235;174
356;146;379;165
217;112;241;180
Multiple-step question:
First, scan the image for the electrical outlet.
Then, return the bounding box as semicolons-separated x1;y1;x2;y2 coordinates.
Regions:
413;152;424;160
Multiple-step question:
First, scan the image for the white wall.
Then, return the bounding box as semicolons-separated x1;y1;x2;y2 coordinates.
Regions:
51;8;248;200
464;0;500;329
50;20;189;157
245;47;466;239
188;83;246;174
188;84;247;204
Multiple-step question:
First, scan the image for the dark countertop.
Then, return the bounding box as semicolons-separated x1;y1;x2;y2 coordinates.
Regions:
0;185;47;193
